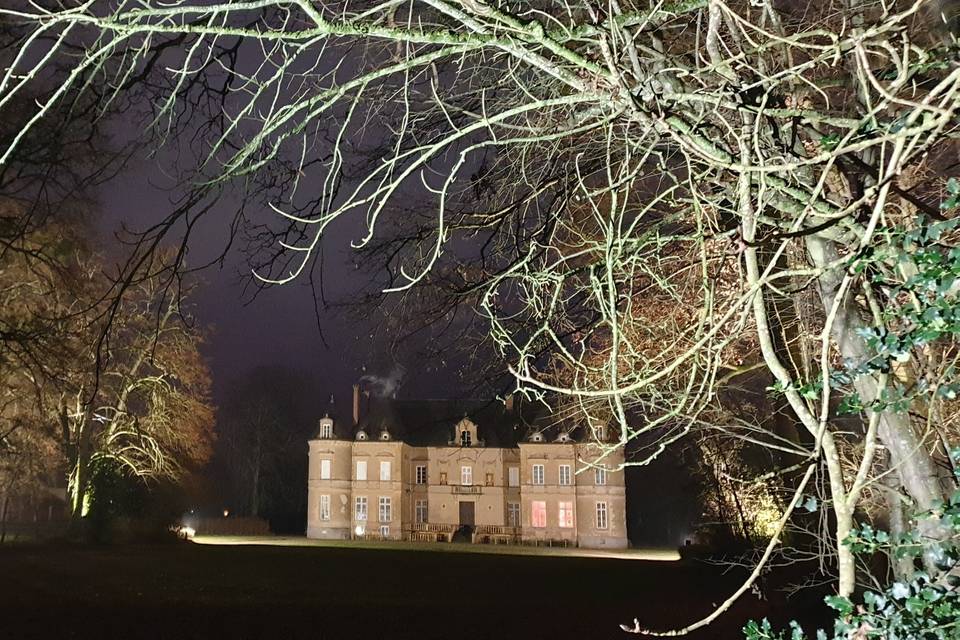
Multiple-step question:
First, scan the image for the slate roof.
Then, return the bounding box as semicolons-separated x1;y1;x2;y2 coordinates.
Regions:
354;396;540;447
312;392;612;445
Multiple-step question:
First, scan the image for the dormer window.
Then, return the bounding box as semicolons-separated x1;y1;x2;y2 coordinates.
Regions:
454;417;478;448
531;432;544;443
356;430;368;441
556;432;571;443
380;430;391;441
318;416;334;439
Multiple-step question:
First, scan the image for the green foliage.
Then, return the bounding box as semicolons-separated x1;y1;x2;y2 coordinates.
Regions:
769;211;960;417
744;449;960;640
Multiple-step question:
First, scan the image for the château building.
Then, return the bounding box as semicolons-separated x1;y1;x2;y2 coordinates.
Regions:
306;387;627;548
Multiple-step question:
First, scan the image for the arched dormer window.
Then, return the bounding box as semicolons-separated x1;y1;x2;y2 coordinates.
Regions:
356;430;368;441
530;432;545;443
380;429;391;441
556;431;571;443
455;417;478;448
318;415;334;439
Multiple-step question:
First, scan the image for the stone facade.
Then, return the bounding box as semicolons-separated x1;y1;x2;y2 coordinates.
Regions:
306;397;627;548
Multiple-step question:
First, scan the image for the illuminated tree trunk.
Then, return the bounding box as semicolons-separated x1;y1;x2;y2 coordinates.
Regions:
807;237;948;569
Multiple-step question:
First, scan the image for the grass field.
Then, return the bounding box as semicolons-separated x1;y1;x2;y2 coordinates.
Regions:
0;538;826;639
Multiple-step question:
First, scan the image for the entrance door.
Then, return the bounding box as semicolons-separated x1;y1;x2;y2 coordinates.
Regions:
458;501;475;526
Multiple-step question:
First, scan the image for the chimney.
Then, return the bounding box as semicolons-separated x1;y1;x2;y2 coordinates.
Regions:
353;384;360;425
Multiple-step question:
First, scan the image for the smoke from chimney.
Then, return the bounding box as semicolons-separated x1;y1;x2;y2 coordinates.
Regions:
359;363;406;398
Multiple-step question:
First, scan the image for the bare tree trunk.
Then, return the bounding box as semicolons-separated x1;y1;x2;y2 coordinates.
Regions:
883;465;915;581
807;236;948;570
0;492;10;544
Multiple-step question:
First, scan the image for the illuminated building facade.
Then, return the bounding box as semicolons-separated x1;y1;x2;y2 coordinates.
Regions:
306;388;627;548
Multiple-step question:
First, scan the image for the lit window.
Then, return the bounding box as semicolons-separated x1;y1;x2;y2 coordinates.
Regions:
379;525;390;537
380;461;391;481
508;467;519;487
416;465;427;484
596;501;608;529
558;501;573;528
558;464;571;486
461;465;473;486
355;496;368;521
531;501;547;528
415;499;428;523
320;459;331;480
507;502;520;527
460;430;472;447
379;496;392;522
595;467;607;485
532;464;544;485
320;495;330;521
356;460;367;481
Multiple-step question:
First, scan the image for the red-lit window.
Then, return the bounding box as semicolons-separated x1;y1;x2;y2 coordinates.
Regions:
531;501;547;528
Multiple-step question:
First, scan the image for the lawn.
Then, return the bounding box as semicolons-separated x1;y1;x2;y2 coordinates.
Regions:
0;538;825;639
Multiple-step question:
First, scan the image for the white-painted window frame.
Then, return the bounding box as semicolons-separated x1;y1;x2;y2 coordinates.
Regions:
595;467;607;486
532;464;545;485
379;496;392;522
596;501;608;529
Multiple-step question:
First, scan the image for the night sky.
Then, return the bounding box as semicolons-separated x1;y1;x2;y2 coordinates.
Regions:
97;147;470;410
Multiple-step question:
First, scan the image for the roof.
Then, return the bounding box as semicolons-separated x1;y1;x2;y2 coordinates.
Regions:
311;393;614;445
354;396;538;447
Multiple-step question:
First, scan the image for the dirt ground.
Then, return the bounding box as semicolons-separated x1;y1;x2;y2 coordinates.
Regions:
0;540;829;639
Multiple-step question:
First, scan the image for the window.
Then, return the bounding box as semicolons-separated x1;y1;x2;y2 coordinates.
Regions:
507;502;520;527
485;472;494;486
355;496;368;521
461;465;473;486
356;460;367;481
439;471;448;485
415;499;428;524
319;422;333;439
380;460;391;481
531;501;547;528
320;459;331;480
379;496;392;522
319;495;330;521
595;467;607;485
416;465;427;484
532;464;545;485
558;464;571;486
460;430;472;447
596;501;608;529
558;501;573;528
379;525;390;537
508;467;519;487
